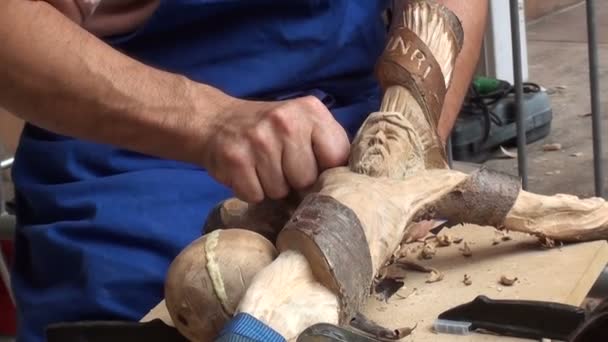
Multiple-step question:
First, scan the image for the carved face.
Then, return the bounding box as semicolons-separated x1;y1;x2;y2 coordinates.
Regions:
349;112;424;178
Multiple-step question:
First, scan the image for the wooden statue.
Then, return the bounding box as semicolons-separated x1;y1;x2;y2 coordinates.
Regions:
158;1;608;341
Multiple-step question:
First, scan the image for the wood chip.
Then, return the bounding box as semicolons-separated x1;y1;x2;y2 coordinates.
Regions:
500;275;518;286
543;143;562;152
436;234;451;247
499;146;518;159
492;238;500;246
463;274;472;286
570;152;584;158
453;237;463;244
545;170;561;176
579;112;592;118
426;270;444;283
539;236;556;248
419;242;436;260
460;242;473;257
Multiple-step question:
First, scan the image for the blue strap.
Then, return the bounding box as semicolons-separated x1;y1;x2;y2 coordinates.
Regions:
216;313;286;342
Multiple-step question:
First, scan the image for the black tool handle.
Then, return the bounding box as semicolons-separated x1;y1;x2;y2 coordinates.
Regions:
438;295;587;341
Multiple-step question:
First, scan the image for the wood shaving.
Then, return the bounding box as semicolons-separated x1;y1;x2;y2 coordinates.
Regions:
578;112;592;118
395;289;416;300
419;242;436;260
499;146;518;159
453;237;463;244
350;313;417;340
395;258;434;273
543;143;562;152
436;234;451;247
539;236;556;248
426;270;444;283
460;242;473;257
395;324;418;338
500;275;518;286
463;274;472;286
570;152;584;158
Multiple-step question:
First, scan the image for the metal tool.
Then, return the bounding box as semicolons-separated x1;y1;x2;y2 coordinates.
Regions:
297;323;382;342
434;295;587;341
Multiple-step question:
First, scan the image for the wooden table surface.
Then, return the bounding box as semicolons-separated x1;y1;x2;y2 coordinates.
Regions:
362;224;608;341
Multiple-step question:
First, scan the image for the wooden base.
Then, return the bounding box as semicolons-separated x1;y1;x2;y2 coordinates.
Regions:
362;224;608;341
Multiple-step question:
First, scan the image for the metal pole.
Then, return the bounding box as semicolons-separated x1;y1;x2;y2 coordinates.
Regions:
509;0;528;189
586;0;605;198
1;158;13;214
446;136;453;168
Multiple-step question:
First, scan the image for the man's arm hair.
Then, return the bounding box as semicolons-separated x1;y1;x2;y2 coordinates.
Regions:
435;0;489;143
0;0;230;166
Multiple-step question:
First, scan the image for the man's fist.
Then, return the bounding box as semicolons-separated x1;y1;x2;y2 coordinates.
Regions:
200;95;350;203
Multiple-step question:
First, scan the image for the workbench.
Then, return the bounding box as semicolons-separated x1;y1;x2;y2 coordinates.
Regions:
362;224;608;341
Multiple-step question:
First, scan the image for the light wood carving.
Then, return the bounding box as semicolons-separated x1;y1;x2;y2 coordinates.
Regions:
161;1;608;341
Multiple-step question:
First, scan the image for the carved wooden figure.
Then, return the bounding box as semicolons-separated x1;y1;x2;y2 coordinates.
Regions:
161;1;608;341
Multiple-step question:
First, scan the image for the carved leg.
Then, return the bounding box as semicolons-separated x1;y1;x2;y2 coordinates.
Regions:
504;191;608;242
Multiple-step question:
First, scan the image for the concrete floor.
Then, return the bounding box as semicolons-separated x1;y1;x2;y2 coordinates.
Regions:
484;1;608;198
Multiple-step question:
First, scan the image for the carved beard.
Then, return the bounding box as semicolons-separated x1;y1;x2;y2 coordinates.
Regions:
357;145;390;177
350;113;425;179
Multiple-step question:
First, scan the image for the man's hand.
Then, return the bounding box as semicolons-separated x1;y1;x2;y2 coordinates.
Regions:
0;0;349;204
201;96;350;203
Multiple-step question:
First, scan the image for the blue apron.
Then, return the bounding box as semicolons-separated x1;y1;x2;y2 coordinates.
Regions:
10;1;388;341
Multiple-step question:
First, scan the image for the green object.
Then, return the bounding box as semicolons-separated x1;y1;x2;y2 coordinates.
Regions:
473;76;502;95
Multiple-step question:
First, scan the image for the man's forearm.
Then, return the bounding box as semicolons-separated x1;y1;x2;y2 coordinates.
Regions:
436;0;489;143
0;0;228;166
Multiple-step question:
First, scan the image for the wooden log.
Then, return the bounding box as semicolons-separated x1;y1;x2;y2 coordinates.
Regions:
504;191;608;242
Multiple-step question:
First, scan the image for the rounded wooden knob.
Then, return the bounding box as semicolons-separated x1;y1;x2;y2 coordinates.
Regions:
165;229;277;341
